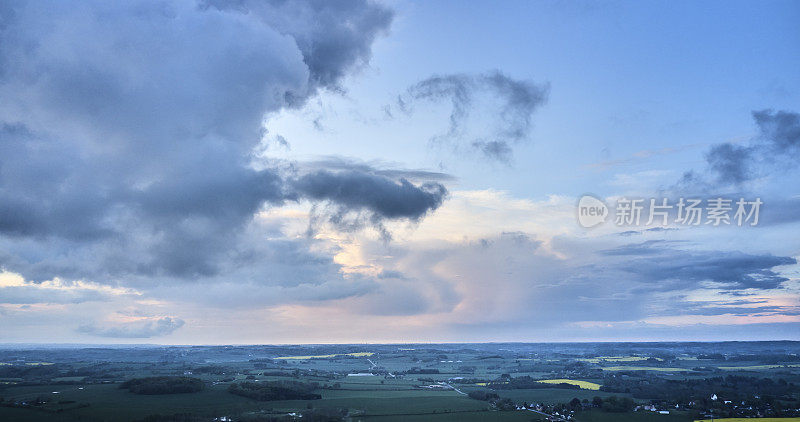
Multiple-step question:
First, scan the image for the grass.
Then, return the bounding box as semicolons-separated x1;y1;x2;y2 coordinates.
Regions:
1;383;260;421
491;388;621;405
0;381;483;421
536;379;601;390
578;410;695;421
360;410;542;421
0;407;77;422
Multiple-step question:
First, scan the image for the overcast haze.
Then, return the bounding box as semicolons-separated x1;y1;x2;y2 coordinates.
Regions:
0;0;799;344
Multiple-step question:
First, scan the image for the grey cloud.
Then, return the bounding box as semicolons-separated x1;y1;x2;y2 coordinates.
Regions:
394;232;646;324
680;109;800;188
139;231;379;308
1;214;376;304
251;228;799;328
680;304;800;317
617;227;678;236
648;296;800;318
705;143;754;185
368;232;797;326
273;134;290;150
0;0;448;285
294;170;447;221
604;241;796;290
155;277;376;309
753;109;800;153
0;285;117;305
299;157;455;183
399;71;548;161
601;240;678;255
645;227;678;233
203;0;394;92
348;281;440;316
377;270;407;279
77;316;185;338
472;140;513;162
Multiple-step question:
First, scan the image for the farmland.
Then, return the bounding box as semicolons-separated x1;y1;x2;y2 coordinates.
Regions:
0;342;799;421
536;379;601;390
601;366;691;372
273;352;376;360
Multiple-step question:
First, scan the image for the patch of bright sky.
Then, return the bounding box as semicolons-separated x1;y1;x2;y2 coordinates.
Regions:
265;0;799;199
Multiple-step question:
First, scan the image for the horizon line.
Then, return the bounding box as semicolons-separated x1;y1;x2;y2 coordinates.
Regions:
1;339;799;348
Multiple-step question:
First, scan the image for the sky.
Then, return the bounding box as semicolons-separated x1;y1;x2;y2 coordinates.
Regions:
0;0;799;344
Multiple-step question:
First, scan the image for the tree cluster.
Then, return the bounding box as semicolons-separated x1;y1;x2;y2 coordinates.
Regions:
227;381;321;401
120;377;205;395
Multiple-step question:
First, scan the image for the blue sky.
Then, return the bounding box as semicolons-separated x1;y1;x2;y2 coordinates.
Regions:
0;0;798;343
267;0;800;203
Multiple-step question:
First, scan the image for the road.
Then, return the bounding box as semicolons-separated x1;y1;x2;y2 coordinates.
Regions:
526;408;569;421
441;382;467;395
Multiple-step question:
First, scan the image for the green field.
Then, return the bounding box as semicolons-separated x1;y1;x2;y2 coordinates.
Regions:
0;382;485;421
492;388;622;404
359;410;545;421
577;410;695;421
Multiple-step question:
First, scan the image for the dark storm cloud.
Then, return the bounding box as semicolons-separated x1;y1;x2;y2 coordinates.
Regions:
77;316;185;338
680;109;800;188
603;241;796;290
399;71;549;161
0;0;446;285
293;170;447;221
294;169;447;240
